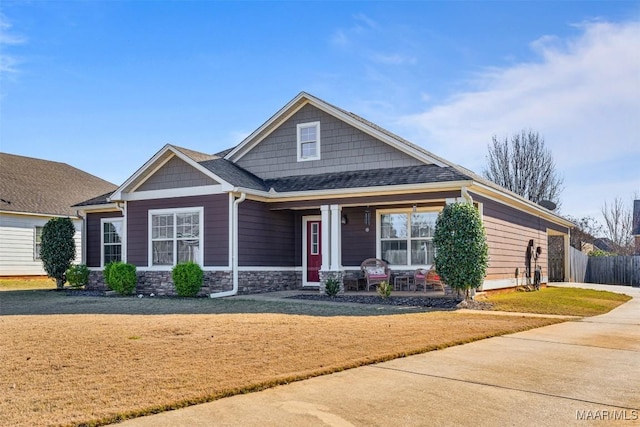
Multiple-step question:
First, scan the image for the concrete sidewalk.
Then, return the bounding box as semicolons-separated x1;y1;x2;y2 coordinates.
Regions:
118;283;640;426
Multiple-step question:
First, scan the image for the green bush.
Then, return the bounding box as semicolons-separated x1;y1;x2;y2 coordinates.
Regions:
103;261;117;286
377;280;392;299
172;262;204;297
324;276;341;297
40;217;76;289
434;202;489;300
105;262;137;295
66;264;89;289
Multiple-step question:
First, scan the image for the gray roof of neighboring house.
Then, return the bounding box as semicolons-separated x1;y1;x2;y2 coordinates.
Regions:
633;200;640;235
264;165;470;192
0;152;117;216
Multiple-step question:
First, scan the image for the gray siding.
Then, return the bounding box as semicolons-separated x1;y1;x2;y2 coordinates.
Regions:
137;156;218;191
126;194;229;267
236;104;423;179
86;211;124;268
238;200;295;266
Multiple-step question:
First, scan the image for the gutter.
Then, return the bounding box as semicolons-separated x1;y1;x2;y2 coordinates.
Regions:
210;192;246;298
461;186;473;203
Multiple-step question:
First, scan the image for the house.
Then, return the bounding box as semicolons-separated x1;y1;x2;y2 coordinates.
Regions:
633;200;640;255
76;92;573;296
0;153;117;276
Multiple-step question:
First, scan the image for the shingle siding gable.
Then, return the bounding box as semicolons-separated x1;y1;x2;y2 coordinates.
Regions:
136;156;219;192
234;104;423;179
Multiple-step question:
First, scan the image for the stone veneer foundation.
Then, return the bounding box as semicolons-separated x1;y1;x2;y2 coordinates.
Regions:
87;270;303;296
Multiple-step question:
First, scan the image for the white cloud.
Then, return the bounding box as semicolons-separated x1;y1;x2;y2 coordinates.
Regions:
0;13;27;73
397;20;640;217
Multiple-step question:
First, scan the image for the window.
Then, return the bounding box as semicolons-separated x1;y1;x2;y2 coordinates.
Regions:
379;211;438;266
102;219;123;266
149;208;203;266
34;226;43;260
297;121;321;161
311;222;319;255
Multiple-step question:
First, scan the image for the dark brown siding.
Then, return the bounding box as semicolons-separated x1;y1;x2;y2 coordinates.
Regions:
86;211;123;268
341;207;377;266
269;191;460;210
127;194;229;267
238;200;295;266
475;194;568;281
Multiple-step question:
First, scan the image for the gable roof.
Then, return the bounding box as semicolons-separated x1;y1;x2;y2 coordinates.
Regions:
0;153;117;217
225;92;449;167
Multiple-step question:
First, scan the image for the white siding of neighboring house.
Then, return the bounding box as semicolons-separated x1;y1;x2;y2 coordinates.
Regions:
0;213;82;276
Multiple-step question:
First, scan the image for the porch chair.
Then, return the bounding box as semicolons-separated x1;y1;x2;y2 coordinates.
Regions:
426;266;444;292
360;258;391;292
413;268;429;292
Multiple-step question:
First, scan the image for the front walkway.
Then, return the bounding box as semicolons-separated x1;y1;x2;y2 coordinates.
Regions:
118;283;640;426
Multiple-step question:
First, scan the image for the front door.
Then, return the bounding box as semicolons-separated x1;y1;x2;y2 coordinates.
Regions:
304;217;322;285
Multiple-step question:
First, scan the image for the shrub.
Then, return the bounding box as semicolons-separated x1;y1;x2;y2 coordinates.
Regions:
40;217;76;289
66;264;89;289
103;261;117;286
172;262;204;297
324;276;341;297
377;280;392;299
105;262;137;295
434;202;489;300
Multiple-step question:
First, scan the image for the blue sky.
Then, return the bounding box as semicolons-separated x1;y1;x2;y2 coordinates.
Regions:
1;1;639;224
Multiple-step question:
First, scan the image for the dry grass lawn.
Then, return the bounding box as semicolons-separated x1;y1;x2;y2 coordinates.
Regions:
1;309;563;427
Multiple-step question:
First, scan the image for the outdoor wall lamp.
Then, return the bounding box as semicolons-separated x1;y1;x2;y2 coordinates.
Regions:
341;214;348;225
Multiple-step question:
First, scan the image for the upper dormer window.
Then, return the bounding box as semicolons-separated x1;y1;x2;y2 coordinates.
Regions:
297;121;321;162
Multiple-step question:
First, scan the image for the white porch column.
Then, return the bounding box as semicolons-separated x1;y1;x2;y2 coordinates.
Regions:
330;204;342;270
320;205;331;272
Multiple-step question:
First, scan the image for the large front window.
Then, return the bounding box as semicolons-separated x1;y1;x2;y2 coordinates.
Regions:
102;219;123;266
379;211;438;266
150;208;202;266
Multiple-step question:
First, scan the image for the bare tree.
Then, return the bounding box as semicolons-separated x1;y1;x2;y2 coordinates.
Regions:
483;130;564;207
601;197;634;255
565;215;603;251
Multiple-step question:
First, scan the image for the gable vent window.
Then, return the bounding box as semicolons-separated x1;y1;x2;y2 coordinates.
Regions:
297;121;321;162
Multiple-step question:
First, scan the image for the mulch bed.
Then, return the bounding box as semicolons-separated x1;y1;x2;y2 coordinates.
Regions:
287;294;494;310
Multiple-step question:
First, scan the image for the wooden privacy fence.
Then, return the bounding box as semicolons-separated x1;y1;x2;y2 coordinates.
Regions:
570;247;640;286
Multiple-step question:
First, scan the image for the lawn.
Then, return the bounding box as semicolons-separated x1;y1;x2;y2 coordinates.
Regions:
482;286;631;316
0;286;631;427
0;277;55;291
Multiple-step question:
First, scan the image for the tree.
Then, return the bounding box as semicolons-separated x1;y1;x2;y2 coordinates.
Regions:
565;215;603;251
483;130;563;207
601;197;634;255
433;203;489;300
40;217;76;289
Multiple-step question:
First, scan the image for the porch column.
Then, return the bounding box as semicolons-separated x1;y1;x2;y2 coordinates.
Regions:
320;205;331;272
330;204;342;270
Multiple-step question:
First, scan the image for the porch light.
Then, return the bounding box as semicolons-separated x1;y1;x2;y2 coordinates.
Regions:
342;214;348;225
364;208;371;226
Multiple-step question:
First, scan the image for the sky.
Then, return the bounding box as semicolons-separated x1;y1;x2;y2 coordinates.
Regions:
1;1;639;225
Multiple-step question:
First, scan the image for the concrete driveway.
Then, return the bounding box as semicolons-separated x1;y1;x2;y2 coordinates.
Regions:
117;283;639;426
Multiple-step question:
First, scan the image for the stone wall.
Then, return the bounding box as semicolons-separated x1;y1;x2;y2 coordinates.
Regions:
87;269;301;296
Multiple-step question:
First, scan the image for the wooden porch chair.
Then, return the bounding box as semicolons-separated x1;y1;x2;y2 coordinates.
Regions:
426;266;444;292
361;258;391;292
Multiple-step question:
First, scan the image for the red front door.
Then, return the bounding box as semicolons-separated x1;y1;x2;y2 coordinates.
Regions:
306;220;321;283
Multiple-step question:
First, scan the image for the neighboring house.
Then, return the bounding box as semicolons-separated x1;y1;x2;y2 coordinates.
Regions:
76;92;573;296
633;200;640;255
0;153;117;276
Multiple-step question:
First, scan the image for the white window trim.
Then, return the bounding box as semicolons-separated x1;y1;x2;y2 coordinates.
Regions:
101;218;124;268
147;207;204;267
376;207;441;268
296;121;321;162
34;226;43;261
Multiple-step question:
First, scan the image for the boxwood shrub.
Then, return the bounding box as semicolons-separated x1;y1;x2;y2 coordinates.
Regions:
172;261;204;297
66;264;89;289
105;262;137;295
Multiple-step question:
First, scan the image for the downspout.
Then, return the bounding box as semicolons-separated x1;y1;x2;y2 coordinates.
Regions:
210;192;246;298
461;186;473;204
76;210;86;265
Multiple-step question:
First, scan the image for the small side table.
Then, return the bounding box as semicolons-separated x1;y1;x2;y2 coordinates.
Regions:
393;274;413;291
